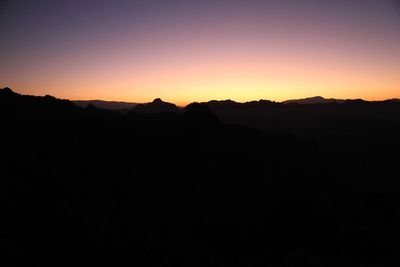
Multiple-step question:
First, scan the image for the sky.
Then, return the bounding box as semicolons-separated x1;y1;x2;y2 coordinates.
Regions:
0;0;399;104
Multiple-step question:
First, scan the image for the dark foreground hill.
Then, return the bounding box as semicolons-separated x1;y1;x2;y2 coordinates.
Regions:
1;87;400;266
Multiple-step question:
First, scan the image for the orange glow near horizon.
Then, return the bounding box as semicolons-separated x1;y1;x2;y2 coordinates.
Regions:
1;1;399;104
3;51;399;105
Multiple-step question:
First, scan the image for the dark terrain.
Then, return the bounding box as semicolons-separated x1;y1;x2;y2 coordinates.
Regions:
72;100;137;111
1;87;400;266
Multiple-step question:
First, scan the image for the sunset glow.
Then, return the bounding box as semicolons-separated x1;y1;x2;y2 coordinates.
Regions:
1;0;399;104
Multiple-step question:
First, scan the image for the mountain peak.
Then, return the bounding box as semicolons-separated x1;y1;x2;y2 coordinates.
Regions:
152;98;163;104
133;98;180;114
310;96;325;100
184;103;221;126
1;87;15;94
0;87;20;98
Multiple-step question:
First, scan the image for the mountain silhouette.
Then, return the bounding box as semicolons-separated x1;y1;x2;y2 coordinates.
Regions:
201;97;400;136
0;87;17;96
2;87;400;266
282;96;345;104
183;102;221;127
73;100;137;110
132;98;180;113
0;87;78;124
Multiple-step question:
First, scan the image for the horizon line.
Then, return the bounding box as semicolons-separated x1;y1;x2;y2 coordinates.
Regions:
2;87;399;107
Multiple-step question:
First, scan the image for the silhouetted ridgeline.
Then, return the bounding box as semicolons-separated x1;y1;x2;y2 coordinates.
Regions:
73;100;137;110
202;98;400;155
133;98;181;113
1;87;400;266
282;96;345;104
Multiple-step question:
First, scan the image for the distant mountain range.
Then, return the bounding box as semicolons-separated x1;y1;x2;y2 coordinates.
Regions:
72;98;180;112
3;87;400;112
2;86;400;166
69;95;399;110
282;96;346;104
2;85;400;162
73;100;137;110
2;86;400;267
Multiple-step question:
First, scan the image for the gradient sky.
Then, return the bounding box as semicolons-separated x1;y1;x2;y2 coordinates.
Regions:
1;0;399;104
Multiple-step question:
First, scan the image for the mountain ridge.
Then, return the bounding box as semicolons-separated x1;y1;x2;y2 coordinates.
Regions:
2;88;399;109
132;98;181;114
73;100;137;110
2;86;400;267
282;96;346;104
